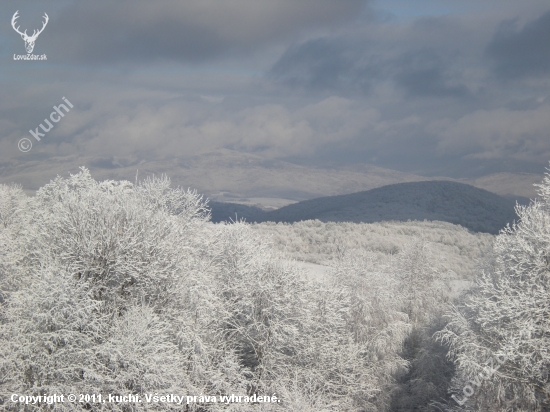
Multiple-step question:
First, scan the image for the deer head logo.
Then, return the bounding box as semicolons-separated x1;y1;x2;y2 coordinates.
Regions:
11;11;49;54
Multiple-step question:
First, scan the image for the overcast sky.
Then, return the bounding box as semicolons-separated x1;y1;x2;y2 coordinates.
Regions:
1;0;550;178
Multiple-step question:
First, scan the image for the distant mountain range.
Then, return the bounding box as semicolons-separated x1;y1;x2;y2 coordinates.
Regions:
210;181;527;234
0;150;542;207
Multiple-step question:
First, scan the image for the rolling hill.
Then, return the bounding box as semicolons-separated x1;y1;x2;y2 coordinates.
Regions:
1;150;541;205
210;181;523;234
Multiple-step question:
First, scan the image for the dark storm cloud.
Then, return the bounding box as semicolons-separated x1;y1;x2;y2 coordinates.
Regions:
393;50;470;98
394;68;469;98
42;0;367;64
486;10;550;79
270;38;377;95
271;20;470;99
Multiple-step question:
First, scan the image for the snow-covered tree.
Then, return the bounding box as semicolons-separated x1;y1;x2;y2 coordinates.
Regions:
1;168;467;411
0;183;28;300
394;238;449;326
326;250;411;410
0;169;247;411
436;168;550;411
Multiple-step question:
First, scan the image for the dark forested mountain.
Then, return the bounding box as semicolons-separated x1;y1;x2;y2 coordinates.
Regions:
210;181;523;234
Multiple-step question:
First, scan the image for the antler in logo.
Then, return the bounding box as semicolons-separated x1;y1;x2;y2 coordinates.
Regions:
12;11;49;54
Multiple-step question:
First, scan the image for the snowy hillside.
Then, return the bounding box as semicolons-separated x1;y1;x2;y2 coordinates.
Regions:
250;219;494;280
2;168;550;411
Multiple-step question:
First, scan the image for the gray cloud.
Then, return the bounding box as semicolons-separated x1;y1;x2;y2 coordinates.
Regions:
270;38;377;95
393;50;471;98
486;10;550;79
270;18;473;99
41;0;367;64
431;104;550;163
394;68;469;98
2;0;550;182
